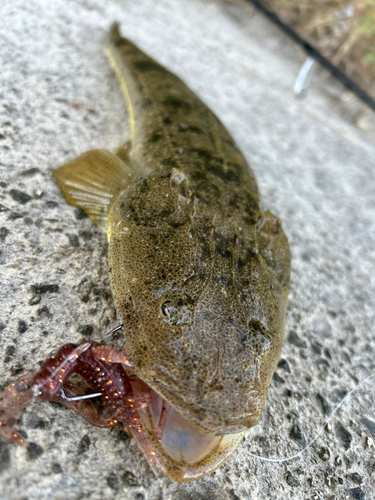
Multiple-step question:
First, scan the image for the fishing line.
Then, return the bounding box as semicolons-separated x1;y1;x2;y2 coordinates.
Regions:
244;371;375;463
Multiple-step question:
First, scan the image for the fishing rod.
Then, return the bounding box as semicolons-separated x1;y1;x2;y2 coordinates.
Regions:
245;0;375;113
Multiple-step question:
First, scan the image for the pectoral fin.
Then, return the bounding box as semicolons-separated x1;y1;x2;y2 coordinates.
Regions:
53;149;134;229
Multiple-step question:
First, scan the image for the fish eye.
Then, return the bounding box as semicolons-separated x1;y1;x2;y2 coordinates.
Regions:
159;292;193;326
161;300;173;317
242;319;273;357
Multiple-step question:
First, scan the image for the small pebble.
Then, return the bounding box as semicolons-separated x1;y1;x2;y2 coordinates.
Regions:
67;233;80;247
30;284;59;294
18;320;28;333
27;443;44;460
78;435;91;455
29;295;41;305
285;473;300;487
277;358;290;373
0;227;10;242
9;189;32;204
122;470;139;487
336;421;352;450
288;330;307;348
349;487;365;500
106;472;119;491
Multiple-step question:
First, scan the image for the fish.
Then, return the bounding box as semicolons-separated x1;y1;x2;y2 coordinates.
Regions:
0;22;291;483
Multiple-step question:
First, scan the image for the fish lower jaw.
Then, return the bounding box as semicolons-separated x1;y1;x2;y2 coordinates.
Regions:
136;387;245;483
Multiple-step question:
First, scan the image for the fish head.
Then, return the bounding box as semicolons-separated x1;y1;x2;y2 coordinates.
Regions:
108;169;290;481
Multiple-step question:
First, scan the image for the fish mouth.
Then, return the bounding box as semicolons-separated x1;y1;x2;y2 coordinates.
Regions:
135;385;244;483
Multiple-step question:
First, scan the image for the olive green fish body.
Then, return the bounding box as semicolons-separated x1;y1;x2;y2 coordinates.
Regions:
53;23;291;481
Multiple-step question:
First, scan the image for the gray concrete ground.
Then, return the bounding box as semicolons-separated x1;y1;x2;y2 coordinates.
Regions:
1;0;375;499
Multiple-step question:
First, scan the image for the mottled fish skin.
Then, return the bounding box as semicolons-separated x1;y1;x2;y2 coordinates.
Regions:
52;23;291;482
103;25;291;435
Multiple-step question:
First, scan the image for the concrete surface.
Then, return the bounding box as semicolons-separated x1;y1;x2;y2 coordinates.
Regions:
1;0;375;499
